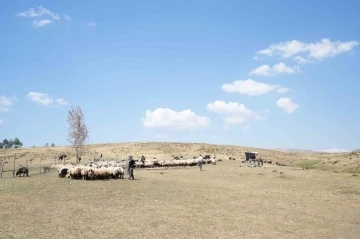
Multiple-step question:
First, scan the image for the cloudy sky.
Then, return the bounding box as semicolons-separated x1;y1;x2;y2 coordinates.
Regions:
0;0;359;152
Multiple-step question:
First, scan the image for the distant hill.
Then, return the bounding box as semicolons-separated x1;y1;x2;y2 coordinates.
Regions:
272;148;316;153
353;149;360;152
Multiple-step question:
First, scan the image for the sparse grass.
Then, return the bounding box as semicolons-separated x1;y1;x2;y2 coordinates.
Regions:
0;160;359;238
339;190;360;196
1;142;360;175
291;160;321;169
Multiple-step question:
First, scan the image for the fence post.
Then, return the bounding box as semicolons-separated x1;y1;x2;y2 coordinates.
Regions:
13;154;16;177
0;158;4;179
40;153;43;174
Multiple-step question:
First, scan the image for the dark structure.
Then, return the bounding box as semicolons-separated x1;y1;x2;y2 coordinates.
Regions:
244;152;258;161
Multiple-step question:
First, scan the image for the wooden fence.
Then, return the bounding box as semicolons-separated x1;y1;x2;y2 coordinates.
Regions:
0;152;131;179
0;153;56;179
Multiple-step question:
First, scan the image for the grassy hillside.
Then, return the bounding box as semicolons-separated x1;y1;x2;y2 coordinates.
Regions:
1;142;359;176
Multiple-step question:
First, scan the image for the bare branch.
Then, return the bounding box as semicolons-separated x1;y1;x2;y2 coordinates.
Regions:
67;106;89;163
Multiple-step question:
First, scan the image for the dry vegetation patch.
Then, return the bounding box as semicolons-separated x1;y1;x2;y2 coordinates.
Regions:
0;160;359;238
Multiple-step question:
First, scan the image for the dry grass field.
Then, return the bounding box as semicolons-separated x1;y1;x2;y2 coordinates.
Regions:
0;142;360;238
1;142;359;176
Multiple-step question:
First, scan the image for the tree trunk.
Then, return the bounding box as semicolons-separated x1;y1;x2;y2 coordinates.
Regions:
76;147;79;164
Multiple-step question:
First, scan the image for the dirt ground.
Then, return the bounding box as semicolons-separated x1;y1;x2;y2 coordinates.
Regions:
0;160;359;239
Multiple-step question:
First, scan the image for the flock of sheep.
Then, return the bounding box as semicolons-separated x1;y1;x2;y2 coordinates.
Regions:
54;162;125;180
53;156;217;180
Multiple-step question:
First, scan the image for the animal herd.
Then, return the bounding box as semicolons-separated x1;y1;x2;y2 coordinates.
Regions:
56;164;125;180
52;156;217;180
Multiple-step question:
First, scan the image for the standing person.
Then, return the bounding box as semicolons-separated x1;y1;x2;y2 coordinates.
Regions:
140;155;145;168
198;154;204;171
128;155;136;180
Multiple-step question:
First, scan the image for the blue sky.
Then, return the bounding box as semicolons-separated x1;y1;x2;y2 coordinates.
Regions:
0;0;359;152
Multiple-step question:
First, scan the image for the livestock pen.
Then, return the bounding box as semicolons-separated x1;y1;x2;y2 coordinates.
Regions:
0;153;57;179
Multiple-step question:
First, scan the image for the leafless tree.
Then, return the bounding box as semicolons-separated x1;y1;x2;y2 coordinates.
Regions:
67;106;89;164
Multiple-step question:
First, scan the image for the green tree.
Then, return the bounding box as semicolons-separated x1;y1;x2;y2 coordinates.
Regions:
13;137;23;147
2;138;9;145
8;139;14;148
51;143;55;147
0;142;3;149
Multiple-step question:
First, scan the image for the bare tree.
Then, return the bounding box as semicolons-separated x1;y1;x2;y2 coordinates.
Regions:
67;106;89;164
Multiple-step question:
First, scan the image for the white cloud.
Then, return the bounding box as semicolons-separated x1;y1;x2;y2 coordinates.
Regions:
276;98;299;114
16;6;60;21
249;62;299;76
88;21;96;27
207;101;254;116
154;133;168;139
207;100;269;129
56;98;70;105
294;56;313;64
0;119;3;124
141;108;211;130
223;116;248;124
33;19;52;28
64;14;71;20
27;92;53;105
0;95;15;112
276;87;290;93
221;79;289;96
249;64;271;76
316;148;352;153
27;92;69;106
256;38;359;62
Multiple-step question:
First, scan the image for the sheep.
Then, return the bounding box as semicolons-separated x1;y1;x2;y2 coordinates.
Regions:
94;168;110;180
58;154;218;181
118;167;125;179
69;166;82;179
107;167;120;179
58;167;69;178
88;169;95;180
81;167;89;180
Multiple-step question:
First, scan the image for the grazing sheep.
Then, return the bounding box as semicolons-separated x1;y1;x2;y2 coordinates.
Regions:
58;167;69;178
16;167;29;177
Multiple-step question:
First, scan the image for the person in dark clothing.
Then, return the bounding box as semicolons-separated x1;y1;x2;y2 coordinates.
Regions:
128;155;136;180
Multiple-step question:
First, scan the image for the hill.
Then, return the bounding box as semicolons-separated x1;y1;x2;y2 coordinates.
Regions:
353;149;360;152
0;142;359;177
272;148;317;153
